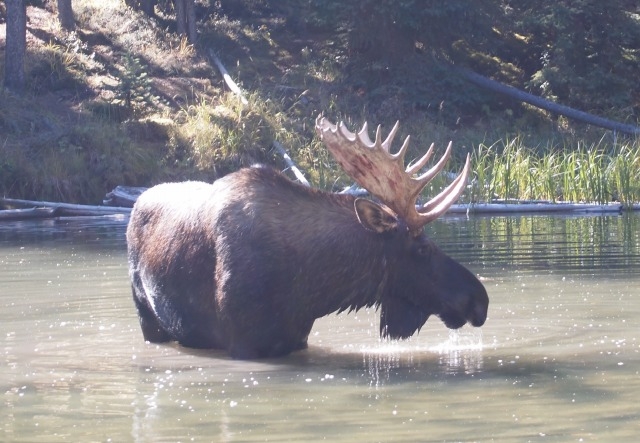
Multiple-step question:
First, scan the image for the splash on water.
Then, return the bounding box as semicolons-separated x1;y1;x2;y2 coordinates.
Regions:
430;328;489;375
429;328;485;353
358;328;491;385
357;327;488;355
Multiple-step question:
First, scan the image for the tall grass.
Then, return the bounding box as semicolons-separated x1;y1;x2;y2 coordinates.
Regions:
168;91;341;186
470;135;640;207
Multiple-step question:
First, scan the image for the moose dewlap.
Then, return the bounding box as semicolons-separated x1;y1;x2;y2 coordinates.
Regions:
126;116;489;359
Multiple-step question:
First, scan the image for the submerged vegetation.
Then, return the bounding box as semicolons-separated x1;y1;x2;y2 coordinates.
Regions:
1;1;639;206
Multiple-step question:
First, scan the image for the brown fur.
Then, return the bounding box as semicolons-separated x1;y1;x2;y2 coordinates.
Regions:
127;165;488;358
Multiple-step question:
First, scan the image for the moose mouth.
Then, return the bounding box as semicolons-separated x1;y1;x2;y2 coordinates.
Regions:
439;312;467;329
380;289;488;338
439;302;487;329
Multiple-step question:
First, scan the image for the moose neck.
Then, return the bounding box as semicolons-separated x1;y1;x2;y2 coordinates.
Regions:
291;192;391;320
234;167;393;323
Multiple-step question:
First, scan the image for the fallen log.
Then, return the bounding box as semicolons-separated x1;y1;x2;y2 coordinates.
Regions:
455;67;640;136
208;50;248;105
0;207;57;221
447;201;624;214
103;186;147;207
0;197;131;217
272;141;310;187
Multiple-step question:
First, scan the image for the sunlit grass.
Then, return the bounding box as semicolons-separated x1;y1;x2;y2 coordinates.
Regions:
167;91;341;186
469;135;640;207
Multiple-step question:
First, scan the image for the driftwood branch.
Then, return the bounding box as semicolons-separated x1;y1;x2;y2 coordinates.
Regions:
208;50;248;105
456;67;640;136
0;197;131;218
272;141;310;187
103;186;147;207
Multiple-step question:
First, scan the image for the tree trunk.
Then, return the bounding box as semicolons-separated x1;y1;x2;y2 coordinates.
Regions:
175;0;197;43
140;0;156;17
175;0;186;37
457;67;640;136
57;0;75;31
185;0;197;43
4;0;27;93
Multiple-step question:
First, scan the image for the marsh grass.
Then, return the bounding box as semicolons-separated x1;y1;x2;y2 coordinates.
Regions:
170;96;640;206
470;135;640;207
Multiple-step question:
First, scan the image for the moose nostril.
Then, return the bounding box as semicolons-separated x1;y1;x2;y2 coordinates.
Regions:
470;302;488;326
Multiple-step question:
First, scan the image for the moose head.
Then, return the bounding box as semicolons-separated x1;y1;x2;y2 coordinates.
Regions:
315;116;488;338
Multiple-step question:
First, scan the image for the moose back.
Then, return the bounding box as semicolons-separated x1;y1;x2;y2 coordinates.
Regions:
126;116;489;359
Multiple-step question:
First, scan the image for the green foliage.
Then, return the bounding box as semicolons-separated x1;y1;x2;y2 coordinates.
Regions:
508;0;640;120
4;0;640;206
471;135;640;206
112;53;153;115
0;117;159;203
164;89;350;189
263;0;640;125
291;0;498;58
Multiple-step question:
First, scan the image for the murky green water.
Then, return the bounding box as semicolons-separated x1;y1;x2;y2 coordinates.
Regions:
1;214;639;442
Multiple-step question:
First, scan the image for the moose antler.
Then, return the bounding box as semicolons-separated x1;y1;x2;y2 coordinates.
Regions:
315;115;470;235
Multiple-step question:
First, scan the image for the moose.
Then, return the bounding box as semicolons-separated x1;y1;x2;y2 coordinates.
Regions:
126;116;489;359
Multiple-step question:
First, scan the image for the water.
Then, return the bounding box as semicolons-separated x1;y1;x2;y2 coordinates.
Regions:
1;214;639;442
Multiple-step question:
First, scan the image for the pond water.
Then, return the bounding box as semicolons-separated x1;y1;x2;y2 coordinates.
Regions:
1;213;639;442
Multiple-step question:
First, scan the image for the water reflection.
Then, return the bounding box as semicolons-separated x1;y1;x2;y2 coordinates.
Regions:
0;215;128;248
432;212;640;276
1;213;640;441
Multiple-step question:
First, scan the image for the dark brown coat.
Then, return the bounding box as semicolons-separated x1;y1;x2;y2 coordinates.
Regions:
127;165;488;358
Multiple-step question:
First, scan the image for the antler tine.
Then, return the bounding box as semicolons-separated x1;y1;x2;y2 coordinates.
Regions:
357;121;372;145
406;142;435;176
381;121;401;156
414;141;452;184
315;115;468;235
417;153;471;224
338;121;356;142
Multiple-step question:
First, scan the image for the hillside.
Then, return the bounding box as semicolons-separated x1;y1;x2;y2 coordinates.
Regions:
1;1;639;205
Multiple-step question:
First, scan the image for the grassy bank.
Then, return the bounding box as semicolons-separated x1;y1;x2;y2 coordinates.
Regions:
471;136;640;207
1;1;638;206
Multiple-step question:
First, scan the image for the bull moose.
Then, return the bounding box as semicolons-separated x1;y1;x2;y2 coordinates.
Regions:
126;116;489;359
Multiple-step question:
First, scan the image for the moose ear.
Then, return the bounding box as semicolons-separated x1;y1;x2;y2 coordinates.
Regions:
354;198;399;233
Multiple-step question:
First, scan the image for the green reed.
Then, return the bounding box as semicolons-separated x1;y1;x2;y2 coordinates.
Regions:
469;135;640;206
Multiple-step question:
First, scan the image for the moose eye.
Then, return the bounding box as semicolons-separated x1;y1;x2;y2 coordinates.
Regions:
415;244;430;257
